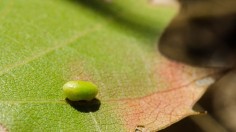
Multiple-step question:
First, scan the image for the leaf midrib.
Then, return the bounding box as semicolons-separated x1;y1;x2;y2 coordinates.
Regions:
0;72;217;104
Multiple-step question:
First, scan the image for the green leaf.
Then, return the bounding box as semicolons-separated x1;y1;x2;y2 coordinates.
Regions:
0;0;216;131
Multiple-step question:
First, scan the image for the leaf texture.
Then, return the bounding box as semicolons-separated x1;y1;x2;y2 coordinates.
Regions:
0;0;216;131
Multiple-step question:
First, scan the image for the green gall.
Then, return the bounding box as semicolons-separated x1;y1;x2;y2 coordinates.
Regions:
63;81;98;101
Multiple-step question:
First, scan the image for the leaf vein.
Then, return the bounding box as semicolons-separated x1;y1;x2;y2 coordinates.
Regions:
0;25;101;77
89;112;102;132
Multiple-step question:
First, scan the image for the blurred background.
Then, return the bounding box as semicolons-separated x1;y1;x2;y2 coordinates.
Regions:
156;0;236;132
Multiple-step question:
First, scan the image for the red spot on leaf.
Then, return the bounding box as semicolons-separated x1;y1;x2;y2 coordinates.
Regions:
111;57;216;131
119;83;203;131
0;124;8;132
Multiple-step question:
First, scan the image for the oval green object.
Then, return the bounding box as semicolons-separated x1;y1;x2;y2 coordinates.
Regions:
63;81;98;101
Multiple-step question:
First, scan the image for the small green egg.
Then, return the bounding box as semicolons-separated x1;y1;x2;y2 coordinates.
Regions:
63;81;98;101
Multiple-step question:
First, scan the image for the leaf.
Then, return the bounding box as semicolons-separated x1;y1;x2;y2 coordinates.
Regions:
0;0;217;131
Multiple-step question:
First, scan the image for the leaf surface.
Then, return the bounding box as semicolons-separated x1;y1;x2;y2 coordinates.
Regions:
0;0;216;131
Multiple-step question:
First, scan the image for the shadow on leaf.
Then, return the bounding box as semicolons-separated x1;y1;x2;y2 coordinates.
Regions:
67;0;163;39
66;98;101;113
